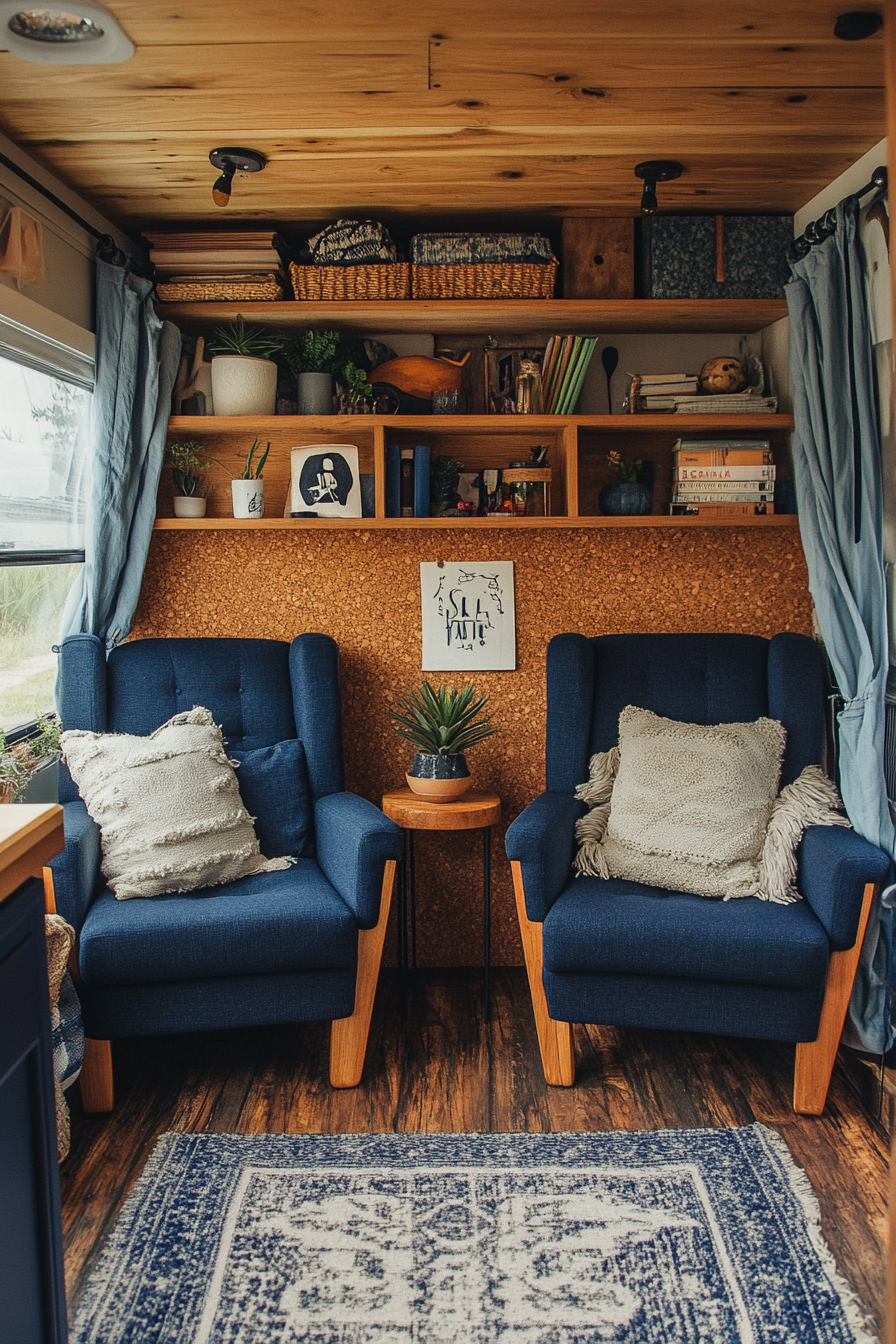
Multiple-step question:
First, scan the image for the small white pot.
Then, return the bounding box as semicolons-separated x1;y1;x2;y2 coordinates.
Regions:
211;355;277;416
173;496;206;518
231;478;265;519
298;371;334;416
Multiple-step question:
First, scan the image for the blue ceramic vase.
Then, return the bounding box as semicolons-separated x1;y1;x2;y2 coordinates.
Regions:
406;751;472;802
599;481;652;516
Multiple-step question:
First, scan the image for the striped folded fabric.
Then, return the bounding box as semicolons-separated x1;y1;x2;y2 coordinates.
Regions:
410;233;554;265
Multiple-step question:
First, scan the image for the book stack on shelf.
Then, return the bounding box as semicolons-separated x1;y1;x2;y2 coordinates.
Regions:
629;372;700;411
541;336;599;413
670;439;775;517
147;232;288;301
386;444;431;518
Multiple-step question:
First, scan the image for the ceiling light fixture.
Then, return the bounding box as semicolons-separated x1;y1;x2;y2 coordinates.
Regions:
833;11;883;38
634;160;684;213
0;2;133;61
209;148;266;208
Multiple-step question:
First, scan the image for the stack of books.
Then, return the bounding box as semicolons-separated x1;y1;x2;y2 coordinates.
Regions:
386;444;431;517
146;231;288;300
670;439;775;516
631;372;699;411
541;336;599;414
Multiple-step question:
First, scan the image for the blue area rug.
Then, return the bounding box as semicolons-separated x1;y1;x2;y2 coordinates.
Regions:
72;1124;874;1343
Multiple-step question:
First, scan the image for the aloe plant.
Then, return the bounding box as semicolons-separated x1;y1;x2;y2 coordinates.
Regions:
210;315;282;360
390;681;495;757
240;437;271;480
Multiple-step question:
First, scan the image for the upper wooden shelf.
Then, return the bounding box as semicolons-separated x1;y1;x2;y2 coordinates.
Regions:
167;413;794;433
155;298;789;336
153;515;799;532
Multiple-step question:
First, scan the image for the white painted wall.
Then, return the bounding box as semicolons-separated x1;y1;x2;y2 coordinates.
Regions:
794;139;888;237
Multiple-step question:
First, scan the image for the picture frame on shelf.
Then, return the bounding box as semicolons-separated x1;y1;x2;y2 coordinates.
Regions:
285;444;362;519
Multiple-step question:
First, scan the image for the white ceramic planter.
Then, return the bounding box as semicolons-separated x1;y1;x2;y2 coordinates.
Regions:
211;355;277;416
231;478;265;519
298;371;334;416
173;496;206;518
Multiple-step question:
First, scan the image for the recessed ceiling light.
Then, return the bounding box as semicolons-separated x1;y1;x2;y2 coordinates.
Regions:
0;1;133;61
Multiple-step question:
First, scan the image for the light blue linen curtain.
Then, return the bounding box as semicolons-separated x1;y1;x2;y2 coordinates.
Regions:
61;258;181;649
786;198;896;1053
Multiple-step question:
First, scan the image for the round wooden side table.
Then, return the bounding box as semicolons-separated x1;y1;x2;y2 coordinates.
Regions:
382;788;502;1019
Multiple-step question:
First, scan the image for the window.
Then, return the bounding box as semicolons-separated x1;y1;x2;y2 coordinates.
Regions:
0;331;92;733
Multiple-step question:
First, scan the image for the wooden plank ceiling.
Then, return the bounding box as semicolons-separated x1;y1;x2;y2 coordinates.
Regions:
0;1;885;230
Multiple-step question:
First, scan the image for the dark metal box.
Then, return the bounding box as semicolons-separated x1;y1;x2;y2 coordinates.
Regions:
637;215;794;299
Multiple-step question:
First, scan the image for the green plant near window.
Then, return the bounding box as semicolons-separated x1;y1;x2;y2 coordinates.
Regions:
209;316;283;361
390;681;495;757
239;437;271;480
0;715;60;802
168;440;213;497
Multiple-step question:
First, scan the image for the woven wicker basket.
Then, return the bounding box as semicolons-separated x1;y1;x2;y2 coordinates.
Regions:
155;276;283;302
412;260;557;300
289;261;411;301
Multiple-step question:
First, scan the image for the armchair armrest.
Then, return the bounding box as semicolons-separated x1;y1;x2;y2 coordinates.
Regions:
314;793;403;929
505;790;586;922
798;824;890;950
47;800;102;932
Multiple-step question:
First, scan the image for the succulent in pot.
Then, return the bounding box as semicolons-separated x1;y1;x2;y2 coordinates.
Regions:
390;681;495;802
168;439;213;518
209;316;282;416
231;437;270;519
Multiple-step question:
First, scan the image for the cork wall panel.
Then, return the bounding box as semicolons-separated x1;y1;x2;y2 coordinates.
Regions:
132;526;813;967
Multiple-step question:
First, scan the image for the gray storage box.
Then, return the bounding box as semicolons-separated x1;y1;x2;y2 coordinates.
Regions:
638;215;793;299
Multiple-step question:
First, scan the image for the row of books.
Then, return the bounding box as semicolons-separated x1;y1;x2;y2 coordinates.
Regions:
629;373;778;415
632;372;699;411
670;439;776;516
386;444;431;518
540;336;598;414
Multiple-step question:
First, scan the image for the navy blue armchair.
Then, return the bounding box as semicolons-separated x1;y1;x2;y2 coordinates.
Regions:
505;632;889;1114
49;633;403;1110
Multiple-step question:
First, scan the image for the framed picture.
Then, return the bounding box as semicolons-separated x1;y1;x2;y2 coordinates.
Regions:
484;345;544;415
286;444;362;518
420;561;516;671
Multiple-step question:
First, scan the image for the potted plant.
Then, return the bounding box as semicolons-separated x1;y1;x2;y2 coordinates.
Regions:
169;440;213;518
599;450;652;516
209;316;282;416
231;437;270;518
280;329;350;415
390;681;495;802
0;716;61;804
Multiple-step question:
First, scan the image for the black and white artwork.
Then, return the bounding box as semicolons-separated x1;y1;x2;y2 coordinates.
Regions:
286;444;362;518
420;561;516;671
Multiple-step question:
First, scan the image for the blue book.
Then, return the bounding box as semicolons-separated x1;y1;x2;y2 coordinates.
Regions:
414;444;431;518
385;442;401;518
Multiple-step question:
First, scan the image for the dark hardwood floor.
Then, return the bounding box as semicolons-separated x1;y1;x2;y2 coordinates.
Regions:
61;969;890;1333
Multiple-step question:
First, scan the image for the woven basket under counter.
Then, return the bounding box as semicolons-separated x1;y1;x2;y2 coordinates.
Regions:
289;261;411;300
155;275;284;302
412;259;558;299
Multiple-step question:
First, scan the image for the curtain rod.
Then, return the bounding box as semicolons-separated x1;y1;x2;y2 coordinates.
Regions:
0;147;142;270
789;165;888;261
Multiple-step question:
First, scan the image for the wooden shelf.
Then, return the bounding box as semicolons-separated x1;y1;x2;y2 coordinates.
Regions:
154;515;798;532
156;298;789;336
167;413;794;433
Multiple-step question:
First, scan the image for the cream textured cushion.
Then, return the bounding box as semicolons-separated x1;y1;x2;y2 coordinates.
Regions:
61;707;293;900
575;706;786;899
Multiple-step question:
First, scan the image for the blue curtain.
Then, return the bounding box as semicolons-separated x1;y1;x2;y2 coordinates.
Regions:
787;198;895;1052
60;259;181;649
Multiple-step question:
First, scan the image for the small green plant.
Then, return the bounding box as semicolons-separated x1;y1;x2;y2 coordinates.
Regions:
240;437;271;480
429;455;464;510
168;440;213;497
280;329;343;376
606;449;643;482
390;682;495;757
0;715;60;802
340;361;371;406
210;315;282;361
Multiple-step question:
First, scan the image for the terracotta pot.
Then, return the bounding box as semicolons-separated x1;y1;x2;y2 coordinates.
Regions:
405;751;471;802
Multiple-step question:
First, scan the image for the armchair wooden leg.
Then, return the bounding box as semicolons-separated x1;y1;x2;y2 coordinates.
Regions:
80;1038;114;1113
511;861;575;1086
330;860;396;1089
794;881;877;1116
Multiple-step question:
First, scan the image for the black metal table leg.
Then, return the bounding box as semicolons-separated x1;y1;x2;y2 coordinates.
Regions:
409;829;418;972
483;825;492;1021
397;836;407;1021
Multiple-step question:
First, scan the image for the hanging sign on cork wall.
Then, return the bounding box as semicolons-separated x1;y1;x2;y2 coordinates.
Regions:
420;561;516;672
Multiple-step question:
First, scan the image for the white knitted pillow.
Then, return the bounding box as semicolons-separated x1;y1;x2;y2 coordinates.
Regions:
61;707;293;900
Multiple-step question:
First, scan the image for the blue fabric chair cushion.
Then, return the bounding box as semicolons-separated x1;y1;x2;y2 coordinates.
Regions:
542;876;830;991
230;739;314;859
78;860;357;987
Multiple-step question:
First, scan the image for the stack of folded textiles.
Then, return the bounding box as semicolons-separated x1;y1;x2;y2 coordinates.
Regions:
410;233;557;298
670;439;776;516
148;231;286;301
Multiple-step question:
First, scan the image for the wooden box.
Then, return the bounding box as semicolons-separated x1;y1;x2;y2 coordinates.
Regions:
561;218;635;299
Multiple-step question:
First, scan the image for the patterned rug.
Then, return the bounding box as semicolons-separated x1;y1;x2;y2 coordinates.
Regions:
72;1125;874;1343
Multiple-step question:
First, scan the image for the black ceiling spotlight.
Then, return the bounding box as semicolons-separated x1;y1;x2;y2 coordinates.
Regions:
209;148;266;208
634;160;684;214
833;11;883;38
